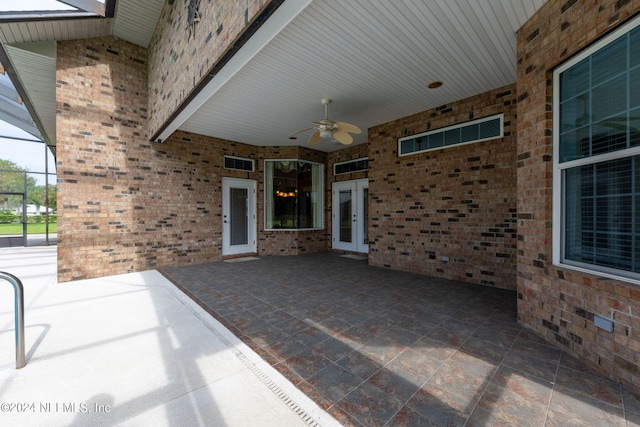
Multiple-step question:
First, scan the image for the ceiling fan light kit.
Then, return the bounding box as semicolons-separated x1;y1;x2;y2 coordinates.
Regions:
289;99;361;146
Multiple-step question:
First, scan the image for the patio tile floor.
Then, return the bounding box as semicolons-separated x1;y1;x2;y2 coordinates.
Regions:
160;253;640;426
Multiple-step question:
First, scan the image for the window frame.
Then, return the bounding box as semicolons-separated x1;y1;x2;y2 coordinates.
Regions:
333;157;369;175
263;159;324;231
224;155;255;172
552;16;640;285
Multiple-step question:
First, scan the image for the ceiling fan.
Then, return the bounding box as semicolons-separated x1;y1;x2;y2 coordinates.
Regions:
289;99;361;145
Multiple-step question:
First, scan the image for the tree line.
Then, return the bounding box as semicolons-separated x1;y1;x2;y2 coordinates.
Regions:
0;159;57;214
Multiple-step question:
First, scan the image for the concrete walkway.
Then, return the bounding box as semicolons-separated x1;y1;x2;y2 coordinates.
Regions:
0;246;340;426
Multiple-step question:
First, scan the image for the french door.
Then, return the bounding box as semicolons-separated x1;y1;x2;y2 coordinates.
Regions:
332;179;368;253
222;178;256;256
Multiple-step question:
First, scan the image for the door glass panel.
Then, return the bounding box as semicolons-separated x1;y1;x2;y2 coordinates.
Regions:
362;188;368;245
339;189;352;243
230;187;248;246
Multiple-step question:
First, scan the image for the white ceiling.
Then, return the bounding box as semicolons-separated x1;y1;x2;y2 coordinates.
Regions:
166;0;547;151
0;0;548;153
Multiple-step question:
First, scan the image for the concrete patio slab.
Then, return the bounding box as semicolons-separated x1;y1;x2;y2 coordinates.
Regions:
0;246;339;426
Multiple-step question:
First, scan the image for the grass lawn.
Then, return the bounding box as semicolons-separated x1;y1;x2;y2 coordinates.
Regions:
0;223;57;235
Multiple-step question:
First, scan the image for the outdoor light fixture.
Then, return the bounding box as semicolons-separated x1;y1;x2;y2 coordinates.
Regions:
428;81;443;89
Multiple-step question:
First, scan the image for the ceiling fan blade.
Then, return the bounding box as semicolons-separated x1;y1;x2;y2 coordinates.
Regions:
308;130;322;145
335;121;361;134
333;129;353;145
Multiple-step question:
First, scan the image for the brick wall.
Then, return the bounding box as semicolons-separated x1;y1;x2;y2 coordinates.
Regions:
367;85;518;290
56;35;330;282
147;0;273;138
517;0;640;392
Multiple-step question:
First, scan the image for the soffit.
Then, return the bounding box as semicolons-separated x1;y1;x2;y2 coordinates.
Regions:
0;0;162;47
0;0;164;152
0;0;549;154
3;43;56;146
173;0;547;152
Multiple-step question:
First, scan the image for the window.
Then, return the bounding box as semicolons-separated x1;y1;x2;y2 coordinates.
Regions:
224;156;254;172
398;114;503;156
553;17;640;283
334;158;368;175
264;160;323;229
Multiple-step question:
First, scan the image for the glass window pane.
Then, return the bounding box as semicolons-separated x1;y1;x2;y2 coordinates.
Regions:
631;26;640;68
595;158;632;195
631;67;640;109
559;126;590;162
444;128;460;146
632;107;640;147
266;160;322;229
401;139;414;154
230;188;248;246
428;132;443;148
592;35;627;86
479;118;501;139
461;124;479;142
591;115;628;155
592;75;627;121
560;94;589;133
561;58;589;100
564;157;638;274
362;188;368;245
339;190;352;243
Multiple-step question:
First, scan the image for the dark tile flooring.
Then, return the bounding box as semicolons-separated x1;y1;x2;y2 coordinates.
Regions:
159;253;640;427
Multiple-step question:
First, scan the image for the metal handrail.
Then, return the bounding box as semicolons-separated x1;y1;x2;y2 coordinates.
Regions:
0;272;25;368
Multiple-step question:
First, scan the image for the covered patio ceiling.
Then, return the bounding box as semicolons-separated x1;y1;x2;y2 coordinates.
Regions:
0;0;547;153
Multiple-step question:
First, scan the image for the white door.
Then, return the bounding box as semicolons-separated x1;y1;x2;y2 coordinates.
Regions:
332;179;368;253
222;178;256;256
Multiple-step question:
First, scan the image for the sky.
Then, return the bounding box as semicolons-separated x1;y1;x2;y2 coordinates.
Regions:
0;1;76;12
0;121;56;185
0;0;103;185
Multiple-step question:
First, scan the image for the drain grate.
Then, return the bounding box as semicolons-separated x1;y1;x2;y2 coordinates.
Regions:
231;348;321;427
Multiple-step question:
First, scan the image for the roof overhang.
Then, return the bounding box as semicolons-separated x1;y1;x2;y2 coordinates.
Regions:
157;0;548;152
0;0;549;154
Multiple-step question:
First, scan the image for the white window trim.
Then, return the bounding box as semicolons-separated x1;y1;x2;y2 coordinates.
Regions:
397;114;504;157
263;159;324;231
552;16;640;285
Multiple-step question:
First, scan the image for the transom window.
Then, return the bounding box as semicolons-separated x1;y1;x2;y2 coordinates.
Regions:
224;155;254;172
398;114;503;156
553;16;640;283
264;160;323;229
334;158;368;175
